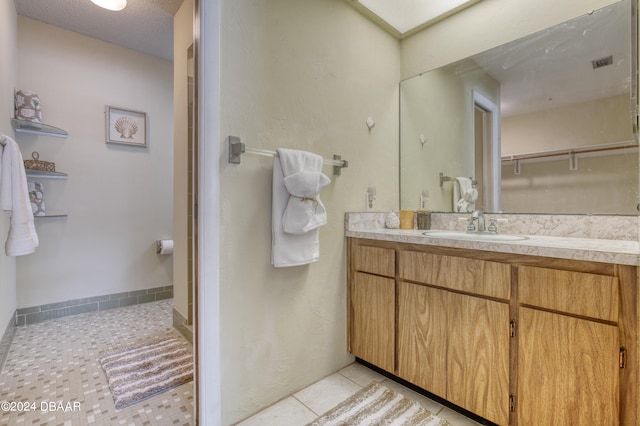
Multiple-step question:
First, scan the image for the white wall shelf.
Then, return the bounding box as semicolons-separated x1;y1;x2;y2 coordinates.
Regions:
25;169;68;179
34;213;68;218
10;118;68;138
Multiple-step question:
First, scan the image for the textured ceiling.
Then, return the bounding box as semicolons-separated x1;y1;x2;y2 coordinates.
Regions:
14;0;184;61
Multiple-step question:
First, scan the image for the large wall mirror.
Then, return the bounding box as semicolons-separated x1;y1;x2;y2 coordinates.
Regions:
400;0;639;215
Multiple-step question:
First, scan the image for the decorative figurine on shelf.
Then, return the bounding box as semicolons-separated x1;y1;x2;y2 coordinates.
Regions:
29;182;46;217
15;90;43;123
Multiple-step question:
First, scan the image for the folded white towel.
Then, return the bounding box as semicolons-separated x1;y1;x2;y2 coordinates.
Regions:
454;177;476;213
279;148;330;234
272;148;330;267
0;135;39;256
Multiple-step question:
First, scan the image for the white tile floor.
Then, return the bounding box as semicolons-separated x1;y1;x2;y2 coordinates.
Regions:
235;362;484;426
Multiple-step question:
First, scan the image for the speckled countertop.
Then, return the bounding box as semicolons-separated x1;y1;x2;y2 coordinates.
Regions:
345;213;640;266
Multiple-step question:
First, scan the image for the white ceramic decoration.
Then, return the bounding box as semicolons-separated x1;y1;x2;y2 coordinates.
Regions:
385;212;400;229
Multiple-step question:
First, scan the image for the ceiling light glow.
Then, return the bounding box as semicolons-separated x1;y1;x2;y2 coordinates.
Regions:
357;0;479;34
90;0;127;11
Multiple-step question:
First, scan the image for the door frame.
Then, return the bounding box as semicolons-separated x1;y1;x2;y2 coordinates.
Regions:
472;89;501;212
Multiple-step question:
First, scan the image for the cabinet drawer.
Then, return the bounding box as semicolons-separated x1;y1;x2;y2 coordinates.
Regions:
519;266;619;322
399;251;510;300
354;245;395;277
398;251;449;286
448;257;511;300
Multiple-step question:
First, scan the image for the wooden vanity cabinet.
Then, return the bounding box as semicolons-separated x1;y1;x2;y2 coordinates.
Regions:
517;307;619;425
348;242;395;373
446;292;510;425
347;237;638;426
397;281;448;398
350;272;395;372
397;251;511;425
516;266;622;426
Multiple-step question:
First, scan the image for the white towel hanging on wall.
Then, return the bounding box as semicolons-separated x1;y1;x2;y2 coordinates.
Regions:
0;134;39;256
272;148;330;267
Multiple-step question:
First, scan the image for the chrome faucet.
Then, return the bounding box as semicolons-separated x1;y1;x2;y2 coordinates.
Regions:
466;211;501;234
469;210;486;233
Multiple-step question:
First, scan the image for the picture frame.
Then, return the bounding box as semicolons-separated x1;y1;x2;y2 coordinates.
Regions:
105;106;147;147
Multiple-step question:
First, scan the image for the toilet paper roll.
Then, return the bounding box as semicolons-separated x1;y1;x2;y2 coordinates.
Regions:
156;239;174;255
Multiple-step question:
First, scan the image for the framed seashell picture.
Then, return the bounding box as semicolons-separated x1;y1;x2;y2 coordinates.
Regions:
105;106;147;147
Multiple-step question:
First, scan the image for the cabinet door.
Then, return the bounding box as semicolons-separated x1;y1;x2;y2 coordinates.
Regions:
350;272;395;372
397;281;448;398
447;292;510;425
518;307;620;426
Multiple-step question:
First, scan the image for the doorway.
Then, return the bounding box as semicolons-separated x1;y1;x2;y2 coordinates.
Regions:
474;104;487;211
472;90;501;212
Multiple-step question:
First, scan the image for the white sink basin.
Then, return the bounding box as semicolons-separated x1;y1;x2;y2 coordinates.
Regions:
422;230;529;242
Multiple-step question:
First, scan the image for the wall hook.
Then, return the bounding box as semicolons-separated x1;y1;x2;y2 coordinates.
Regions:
365;117;376;130
419;134;428;148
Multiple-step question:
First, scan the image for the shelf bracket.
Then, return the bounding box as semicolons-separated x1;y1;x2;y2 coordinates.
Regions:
569;151;578;171
514;159;521;175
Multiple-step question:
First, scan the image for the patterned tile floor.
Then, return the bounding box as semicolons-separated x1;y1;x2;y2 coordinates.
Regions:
0;299;194;426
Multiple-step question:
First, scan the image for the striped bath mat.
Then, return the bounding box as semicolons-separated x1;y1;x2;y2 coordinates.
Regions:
99;335;193;410
307;382;450;426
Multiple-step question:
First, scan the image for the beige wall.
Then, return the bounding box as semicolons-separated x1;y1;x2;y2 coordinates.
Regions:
173;0;193;325
502;153;638;214
501;94;637;213
502;94;633;154
218;0;399;423
401;0;620;80
15;18;174;308
0;1;18;329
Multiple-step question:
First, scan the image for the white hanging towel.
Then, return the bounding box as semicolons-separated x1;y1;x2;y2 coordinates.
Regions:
272;148;330;267
454;177;477;213
0;135;39;256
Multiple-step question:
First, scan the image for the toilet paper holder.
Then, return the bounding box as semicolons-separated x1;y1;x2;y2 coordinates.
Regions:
156;239;174;255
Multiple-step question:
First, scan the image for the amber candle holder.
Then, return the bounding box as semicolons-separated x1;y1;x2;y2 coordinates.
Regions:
399;210;415;229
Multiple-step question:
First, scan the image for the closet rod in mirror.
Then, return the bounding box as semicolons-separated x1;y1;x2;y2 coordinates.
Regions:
501;140;638;163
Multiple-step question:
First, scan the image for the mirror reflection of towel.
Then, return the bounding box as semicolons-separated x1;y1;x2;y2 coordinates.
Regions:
454;177;477;212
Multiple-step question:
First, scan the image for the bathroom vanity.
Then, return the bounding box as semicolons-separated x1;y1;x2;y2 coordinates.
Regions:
346;218;639;425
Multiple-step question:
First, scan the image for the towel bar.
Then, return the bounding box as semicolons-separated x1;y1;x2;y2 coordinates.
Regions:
439;172;478;187
227;135;349;176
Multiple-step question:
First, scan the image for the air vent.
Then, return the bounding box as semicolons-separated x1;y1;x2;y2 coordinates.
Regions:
592;55;613;69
